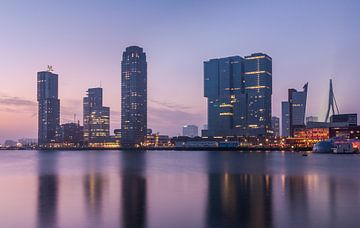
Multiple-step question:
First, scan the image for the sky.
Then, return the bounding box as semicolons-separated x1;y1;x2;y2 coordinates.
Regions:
0;0;359;142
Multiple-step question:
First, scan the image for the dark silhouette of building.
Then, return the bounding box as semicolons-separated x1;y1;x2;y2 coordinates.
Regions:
37;69;60;146
203;53;272;137
83;88;110;144
121;46;147;147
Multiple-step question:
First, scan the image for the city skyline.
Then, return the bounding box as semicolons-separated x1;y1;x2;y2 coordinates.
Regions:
1;1;360;142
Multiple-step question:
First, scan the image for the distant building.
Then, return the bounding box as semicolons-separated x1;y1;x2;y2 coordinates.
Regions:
330;114;357;127
306;121;330;128
56;123;83;145
83;88;110;144
18;138;37;146
145;133;171;147
288;83;308;136
182;125;199;138
271;117;280;137
281;101;290;137
4;140;17;147
121;46;147;147
306;116;318;124
37;69;60;146
203;53;272;137
294;128;329;141
330;126;360;139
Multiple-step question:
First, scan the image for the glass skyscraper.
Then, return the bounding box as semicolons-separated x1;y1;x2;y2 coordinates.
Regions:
83;87;110;144
203;53;272;137
121;46;147;147
281;101;290;137
288;83;308;136
244;53;273;135
37;70;60;146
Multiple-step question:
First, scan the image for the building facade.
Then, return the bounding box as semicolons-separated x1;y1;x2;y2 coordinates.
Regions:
182;125;199;138
271;116;280;137
244;53;273;136
203;53;272;137
37;70;60;146
83;88;110;144
281;101;290;137
56;122;84;145
330;114;357;127
288;83;308;136
121;46;147;147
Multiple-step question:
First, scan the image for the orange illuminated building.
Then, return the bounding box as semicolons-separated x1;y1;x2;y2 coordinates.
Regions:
293;128;329;147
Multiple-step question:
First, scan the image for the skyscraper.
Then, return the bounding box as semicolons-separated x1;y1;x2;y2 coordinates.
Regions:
203;53;272;137
271;116;280;137
281;101;290;137
83;88;110;144
288;83;308;136
244;53;273;135
121;46;147;147
37;69;60;146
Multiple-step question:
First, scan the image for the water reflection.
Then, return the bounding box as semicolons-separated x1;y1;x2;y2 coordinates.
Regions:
3;151;360;228
121;151;147;228
83;153;108;226
37;151;59;228
206;153;273;228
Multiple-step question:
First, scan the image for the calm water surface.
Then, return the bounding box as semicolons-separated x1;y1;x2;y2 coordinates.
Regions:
0;150;360;228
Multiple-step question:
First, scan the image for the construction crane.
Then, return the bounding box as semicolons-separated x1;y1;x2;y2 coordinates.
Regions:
324;79;340;122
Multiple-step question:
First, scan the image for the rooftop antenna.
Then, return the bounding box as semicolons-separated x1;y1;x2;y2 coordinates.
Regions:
100;81;102;88
74;114;76;123
47;65;54;72
324;79;340;122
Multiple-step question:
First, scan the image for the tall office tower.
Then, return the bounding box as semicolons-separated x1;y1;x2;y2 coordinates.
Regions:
37;69;60;146
203;53;272;137
271;116;280;137
244;53;272;135
83;88;110;144
203;56;247;137
121;46;147;147
288;83;308;136
182;125;199;137
281;101;290;137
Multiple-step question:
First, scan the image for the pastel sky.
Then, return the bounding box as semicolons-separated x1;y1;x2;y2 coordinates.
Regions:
0;0;359;142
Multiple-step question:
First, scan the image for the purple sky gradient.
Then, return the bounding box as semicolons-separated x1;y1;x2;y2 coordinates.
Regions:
0;0;359;142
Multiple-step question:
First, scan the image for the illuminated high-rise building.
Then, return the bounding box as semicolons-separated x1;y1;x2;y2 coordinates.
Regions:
203;53;272;137
121;46;147;147
244;53;272;135
37;69;60;146
83;88;110;144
